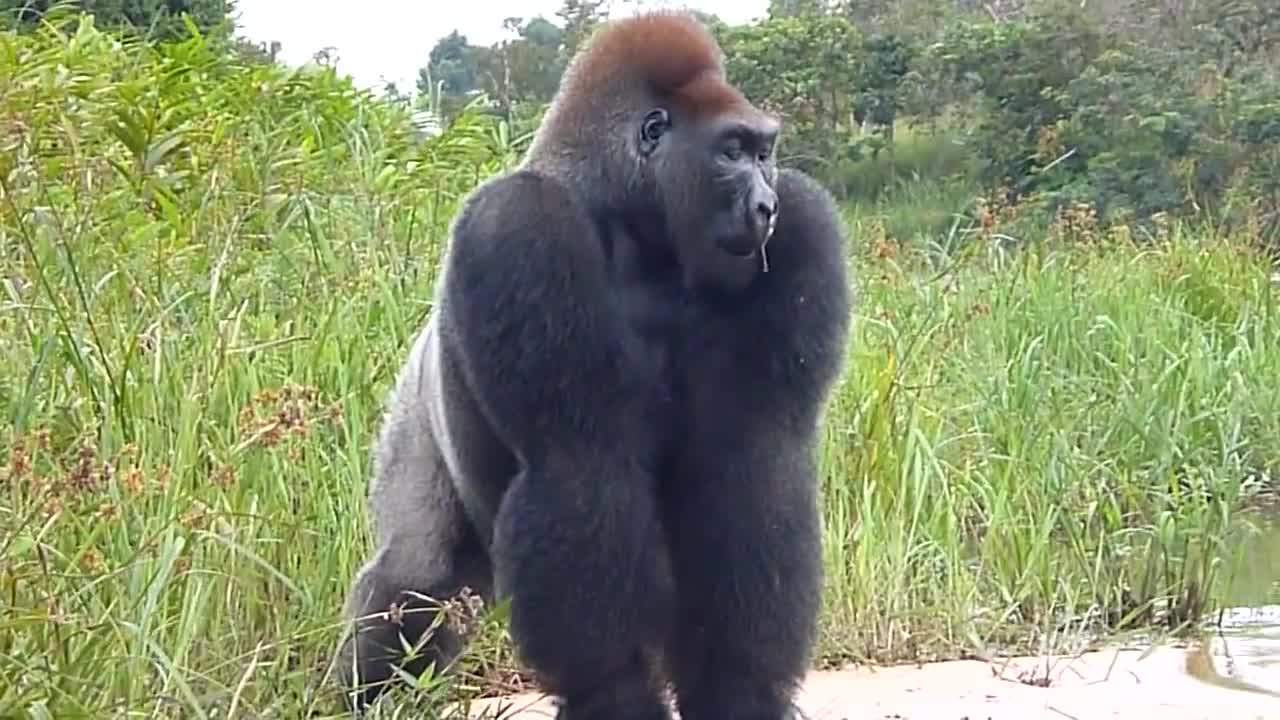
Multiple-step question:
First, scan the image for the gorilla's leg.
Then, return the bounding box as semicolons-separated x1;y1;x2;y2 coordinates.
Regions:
440;172;678;720
491;458;674;720
335;469;491;709
662;448;822;720
335;327;494;710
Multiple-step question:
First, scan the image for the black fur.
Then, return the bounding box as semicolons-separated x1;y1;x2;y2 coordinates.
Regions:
334;12;852;719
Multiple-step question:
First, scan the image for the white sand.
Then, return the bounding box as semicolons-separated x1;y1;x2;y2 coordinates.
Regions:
459;642;1280;720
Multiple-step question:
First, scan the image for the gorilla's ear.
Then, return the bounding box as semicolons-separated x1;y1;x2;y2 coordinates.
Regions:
639;108;670;157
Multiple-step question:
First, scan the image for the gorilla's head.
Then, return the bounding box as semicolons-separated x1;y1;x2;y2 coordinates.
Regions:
642;97;780;292
524;11;783;293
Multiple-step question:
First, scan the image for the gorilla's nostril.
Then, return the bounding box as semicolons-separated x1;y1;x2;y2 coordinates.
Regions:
756;201;775;220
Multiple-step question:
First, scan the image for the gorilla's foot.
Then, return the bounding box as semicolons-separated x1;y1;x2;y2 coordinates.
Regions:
551;670;672;720
674;680;802;720
553;696;671;720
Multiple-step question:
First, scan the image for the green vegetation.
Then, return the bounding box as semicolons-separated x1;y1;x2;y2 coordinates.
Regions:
2;0;235;43
820;228;1280;663
422;0;1280;247
2;1;1278;717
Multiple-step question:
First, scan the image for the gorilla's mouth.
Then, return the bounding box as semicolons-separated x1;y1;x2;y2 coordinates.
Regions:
716;236;761;259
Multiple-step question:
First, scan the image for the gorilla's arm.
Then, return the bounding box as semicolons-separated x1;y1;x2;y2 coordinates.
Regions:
755;167;854;406
664;167;852;719
438;171;672;714
442;170;659;455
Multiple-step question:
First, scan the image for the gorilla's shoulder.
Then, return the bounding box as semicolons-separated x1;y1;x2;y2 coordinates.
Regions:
446;169;604;274
474;169;577;202
450;169;593;242
776;168;840;224
773;168;847;262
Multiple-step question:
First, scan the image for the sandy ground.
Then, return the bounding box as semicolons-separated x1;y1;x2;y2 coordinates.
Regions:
459;644;1280;720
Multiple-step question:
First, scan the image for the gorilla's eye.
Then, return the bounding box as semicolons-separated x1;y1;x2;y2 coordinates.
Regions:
723;139;744;161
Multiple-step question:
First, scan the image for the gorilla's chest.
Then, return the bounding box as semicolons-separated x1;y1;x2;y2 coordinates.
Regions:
602;220;717;409
615;272;687;384
616;275;694;459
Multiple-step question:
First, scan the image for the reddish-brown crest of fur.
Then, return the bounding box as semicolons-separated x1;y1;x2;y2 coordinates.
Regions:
560;11;752;119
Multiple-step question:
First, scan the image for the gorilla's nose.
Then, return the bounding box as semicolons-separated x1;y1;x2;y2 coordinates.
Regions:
752;193;777;239
755;199;776;223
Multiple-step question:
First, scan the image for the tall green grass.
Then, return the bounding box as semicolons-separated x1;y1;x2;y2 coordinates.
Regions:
1;18;522;717
2;17;1277;718
819;232;1280;663
826;124;990;258
836;123;976;200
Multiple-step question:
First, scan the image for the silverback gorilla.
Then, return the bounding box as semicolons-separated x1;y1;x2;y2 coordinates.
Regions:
335;11;853;720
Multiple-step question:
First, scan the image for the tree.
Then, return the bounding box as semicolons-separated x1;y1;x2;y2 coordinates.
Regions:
504;16;566;104
228;36;280;65
521;15;563;46
0;0;49;26
2;0;235;41
555;0;607;62
717;12;863;180
421;30;480;97
417;15;570;124
768;0;830;18
851;33;914;142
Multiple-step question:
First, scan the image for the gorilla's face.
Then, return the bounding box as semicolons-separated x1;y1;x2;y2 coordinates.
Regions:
643;107;781;292
702;117;780;259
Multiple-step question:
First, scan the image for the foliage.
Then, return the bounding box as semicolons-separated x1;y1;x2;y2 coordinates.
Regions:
2;3;1280;717
1045;46;1280;234
929;8;1105;195
0;17;525;715
715;13;863;180
482;17;567;116
925;1;1280;245
851;33;914;139
822;211;1280;665
768;0;832;16
419;14;569;123
554;0;608;62
1;0;234;42
422;30;477;97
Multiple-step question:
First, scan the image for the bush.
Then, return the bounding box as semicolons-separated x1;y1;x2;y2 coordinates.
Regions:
926;3;1280;246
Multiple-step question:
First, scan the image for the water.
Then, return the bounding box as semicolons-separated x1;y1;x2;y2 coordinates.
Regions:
1198;510;1280;697
1199;605;1280;698
1222;510;1280;608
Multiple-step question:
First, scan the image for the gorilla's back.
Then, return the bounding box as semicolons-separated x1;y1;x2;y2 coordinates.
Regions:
427;311;518;549
371;311;516;552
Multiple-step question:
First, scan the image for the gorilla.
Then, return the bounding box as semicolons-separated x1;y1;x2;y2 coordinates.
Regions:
335;11;853;720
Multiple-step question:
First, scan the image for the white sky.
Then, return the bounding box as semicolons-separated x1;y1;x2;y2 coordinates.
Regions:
233;0;771;95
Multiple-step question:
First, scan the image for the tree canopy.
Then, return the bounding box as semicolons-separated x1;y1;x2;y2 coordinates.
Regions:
2;0;235;41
